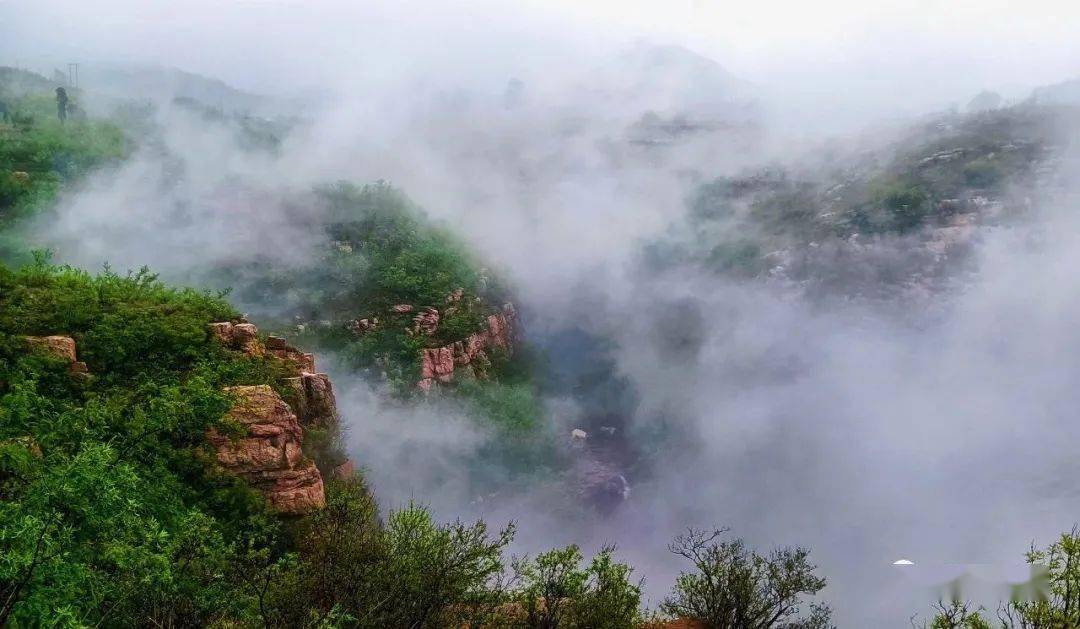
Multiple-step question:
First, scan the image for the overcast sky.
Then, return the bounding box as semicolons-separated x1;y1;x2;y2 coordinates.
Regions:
3;0;1079;126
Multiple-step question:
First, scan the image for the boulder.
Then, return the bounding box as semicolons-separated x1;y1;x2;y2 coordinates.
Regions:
392;304;414;313
331;458;355;479
265;335;289;350
576;458;630;513
347;317;378;336
22;335;89;377
207;385;325;514
412;307;440;336
209;321;264;357
23;335;76;362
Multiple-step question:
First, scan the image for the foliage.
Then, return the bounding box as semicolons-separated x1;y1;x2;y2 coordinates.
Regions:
646;102;1062;281
270;481;515;629
0;84;127;262
512;544;643;629
379;503;514;627
922;526;1080;629
865;179;930;233
214;181;517;396
661;528;833;629
0;259;282;625
921;600;993;629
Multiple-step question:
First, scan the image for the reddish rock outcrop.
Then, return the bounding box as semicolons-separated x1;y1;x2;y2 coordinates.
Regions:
265;334;316;373
209;321;263;356
284;372;338;427
210;322;316;373
22;335;89;376
208;385;325;514
331;458;355;479
347;317;378;336
412;307;440;336
418;303;516;390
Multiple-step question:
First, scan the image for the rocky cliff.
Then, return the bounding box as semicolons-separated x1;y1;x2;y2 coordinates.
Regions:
418;303;517;391
207;321;347;514
208;385;326;514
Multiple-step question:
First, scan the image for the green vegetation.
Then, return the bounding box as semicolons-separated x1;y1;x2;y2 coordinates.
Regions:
0;261;831;625
512;545;644;628
211;182;549;463
647;103;1073;280
171;96;289;154
218;181;512;385
0;75;128;262
0;259;273;625
919;526;1080;629
661;528;833;629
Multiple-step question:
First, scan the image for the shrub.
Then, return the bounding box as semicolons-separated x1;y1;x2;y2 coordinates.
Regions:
661;528;832;629
512;544;643;629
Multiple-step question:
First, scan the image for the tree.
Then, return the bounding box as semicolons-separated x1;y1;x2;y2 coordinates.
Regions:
512;544;643;629
514;545;588;629
915;600;992;629
1001;526;1080;628
921;526;1080;629
379;504;514;628
660;528;832;629
280;478;388;626
573;546;644;629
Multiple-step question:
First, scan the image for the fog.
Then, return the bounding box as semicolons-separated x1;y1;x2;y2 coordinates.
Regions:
5;1;1080;625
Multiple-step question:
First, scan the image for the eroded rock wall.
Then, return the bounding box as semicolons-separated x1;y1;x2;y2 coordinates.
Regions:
418;303;517;391
208;385;325;514
284;372;338;428
207;321;349;513
210;322;316;373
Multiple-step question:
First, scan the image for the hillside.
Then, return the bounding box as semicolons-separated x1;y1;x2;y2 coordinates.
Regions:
0;69;128;261
642;101;1080;299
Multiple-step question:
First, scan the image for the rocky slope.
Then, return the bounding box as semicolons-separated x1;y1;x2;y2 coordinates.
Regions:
208;384;325;514
644;101;1080;300
418;303;517;391
207;320;347;513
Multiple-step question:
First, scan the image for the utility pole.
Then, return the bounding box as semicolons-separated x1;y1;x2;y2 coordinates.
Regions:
67;63;79;89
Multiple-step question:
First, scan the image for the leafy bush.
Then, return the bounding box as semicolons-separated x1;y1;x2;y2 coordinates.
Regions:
512;544;643;629
0;260;282;625
661;528;833;629
920;526;1080;628
881;182;930;231
962;157;1004;188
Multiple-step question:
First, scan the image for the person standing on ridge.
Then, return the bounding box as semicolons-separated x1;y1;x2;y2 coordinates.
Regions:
55;87;68;124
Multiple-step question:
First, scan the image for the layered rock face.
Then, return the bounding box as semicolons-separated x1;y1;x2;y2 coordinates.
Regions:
284;372;338;427
209;321;263;355
207;321;349;514
22;335;89;376
418;304;516;391
208;385;325;514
